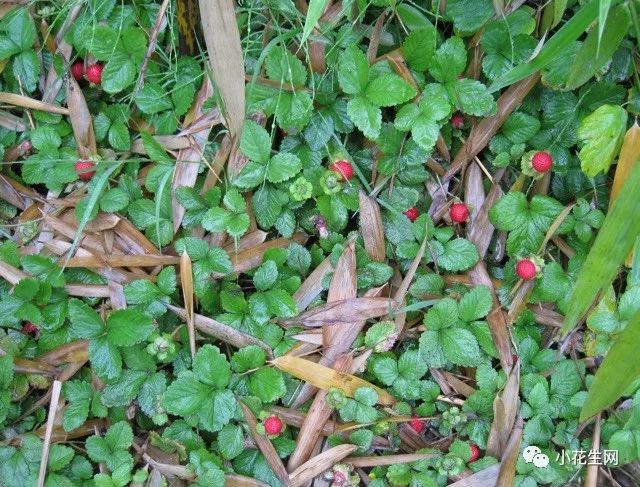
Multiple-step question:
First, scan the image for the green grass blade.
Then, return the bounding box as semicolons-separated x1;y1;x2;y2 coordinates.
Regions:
562;160;640;336
301;0;329;45
566;4;630;89
580;310;640;421
488;0;599;92
598;0;613;53
63;162;124;268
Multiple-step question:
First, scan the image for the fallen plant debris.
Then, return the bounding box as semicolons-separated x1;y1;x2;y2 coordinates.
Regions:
0;1;640;486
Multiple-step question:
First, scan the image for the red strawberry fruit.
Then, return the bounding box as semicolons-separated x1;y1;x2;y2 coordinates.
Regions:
21;322;38;336
75;160;96;181
408;417;425;434
449;202;469;223
71;61;85;81
469;443;481;462
516;259;537;280
85;63;104;85
263;415;283;436
404;207;419;222
451;113;464;129
329;160;354;181
531;151;553;173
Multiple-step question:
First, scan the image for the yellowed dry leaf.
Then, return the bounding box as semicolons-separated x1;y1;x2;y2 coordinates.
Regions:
271;355;396;405
65;77;96;157
180;251;195;359
486;361;520;457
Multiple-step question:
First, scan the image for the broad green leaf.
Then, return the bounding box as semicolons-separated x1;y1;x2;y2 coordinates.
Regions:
347;96;381;139
566;4;630;89
563;163;640;335
577;104;626;177
489;0;599;92
248;368;286;402
240;120;271;163
365;74;416;107
68;299;104;339
106;309;153;346
193;345;231;390
580;311;640;421
338;46;370;95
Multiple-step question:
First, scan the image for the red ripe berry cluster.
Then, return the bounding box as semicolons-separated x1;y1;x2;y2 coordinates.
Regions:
516;259;537;280
408;417;425;433
329;160;354;181
263;415;283;435
404;207;419;222
70;60;104;85
75;160;96;181
469;443;481;462
449;202;469;223
531;151;553;173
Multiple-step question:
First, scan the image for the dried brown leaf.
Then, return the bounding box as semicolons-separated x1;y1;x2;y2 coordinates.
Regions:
0;92;69;115
447;464;500;487
284;297;396;328
486;361;520;457
358;191;385;262
198;0;245;138
293;256;333;311
287;355;352;471
289;445;357;487
443;73;540;183
240;401;291;487
495;416;523;487
231;234;307;274
167;304;273;357
37;380;62;487
344;453;437;468
65;77;97;157
171;80;216;231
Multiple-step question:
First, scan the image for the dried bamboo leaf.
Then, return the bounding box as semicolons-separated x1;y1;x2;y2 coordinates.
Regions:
443;74;540;183
239;401;291;487
0;109;26;131
65;77;97;157
583;414;601;487
37;380;62;487
344;453;437;467
467;170;505;258
289;445;357;487
167;304;273;357
180;251;195;359
486;361;520;457
290;286;386;407
62;255;180;268
358;191;386;262
324;241;357;345
231;234;307;274
283;297;396;328
293;257;333;311
272;355;396;405
130;135;191;154
108;281;126;310
171;80;215;231
448;464;500;487
225;474;270;487
198;0;245;138
468;262;513;372
0;92;69;115
287;355;352;471
494;416;523;487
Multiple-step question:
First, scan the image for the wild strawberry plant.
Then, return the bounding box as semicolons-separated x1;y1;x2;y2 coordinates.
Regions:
0;1;639;486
